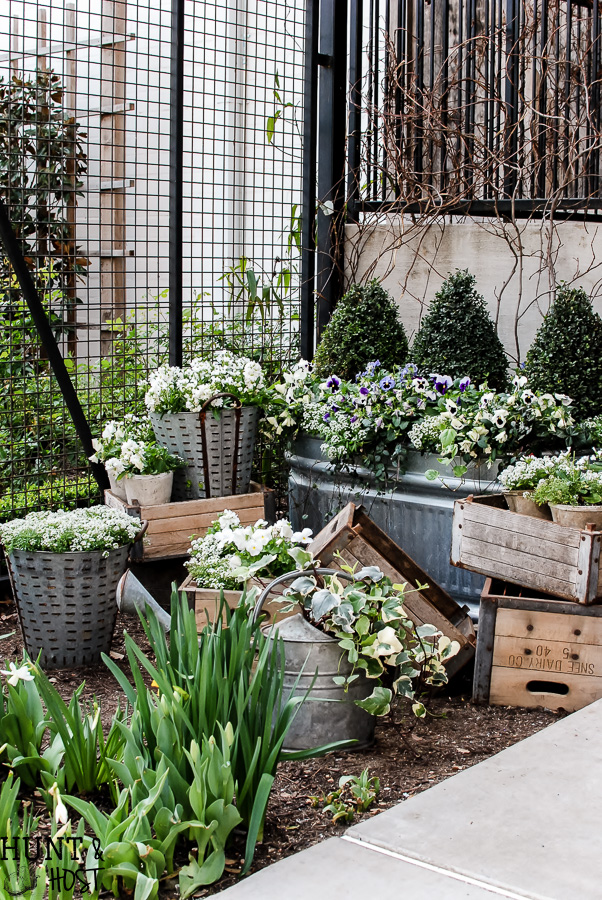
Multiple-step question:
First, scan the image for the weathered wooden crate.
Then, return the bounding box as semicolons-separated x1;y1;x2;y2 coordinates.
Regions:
308;502;476;676
179;574;295;630
105;482;275;562
474;578;602;712
451;493;602;605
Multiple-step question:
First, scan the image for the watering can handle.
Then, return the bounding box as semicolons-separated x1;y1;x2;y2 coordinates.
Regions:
251;568;357;625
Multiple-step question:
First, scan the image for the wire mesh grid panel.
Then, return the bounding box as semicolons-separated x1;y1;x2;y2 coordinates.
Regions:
0;0;304;517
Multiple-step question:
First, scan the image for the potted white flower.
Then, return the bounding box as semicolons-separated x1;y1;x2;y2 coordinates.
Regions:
0;507;143;668
145;351;268;500
89;415;154;501
497;454;557;519
182;511;313;623
531;455;602;529
105;439;183;506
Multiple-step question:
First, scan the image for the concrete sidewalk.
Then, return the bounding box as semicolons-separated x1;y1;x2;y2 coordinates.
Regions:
219;699;602;899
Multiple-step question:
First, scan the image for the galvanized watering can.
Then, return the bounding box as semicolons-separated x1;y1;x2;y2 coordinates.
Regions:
253;569;376;751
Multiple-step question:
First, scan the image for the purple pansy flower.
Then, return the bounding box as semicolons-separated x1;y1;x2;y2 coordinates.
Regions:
326;375;341;390
351;414;358;423
431;373;453;394
400;363;418;379
459;376;471;392
359;386;369;396
323;413;330;422
331;404;339;412
366;360;381;375
379;375;396;391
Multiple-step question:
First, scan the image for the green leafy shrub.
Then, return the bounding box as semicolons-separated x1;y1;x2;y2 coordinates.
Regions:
0;475;99;523
411;270;508;390
525;283;602;420
312;280;408;381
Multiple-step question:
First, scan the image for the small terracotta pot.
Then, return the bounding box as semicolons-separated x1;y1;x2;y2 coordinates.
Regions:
504;491;552;520
124;471;174;506
549;503;602;530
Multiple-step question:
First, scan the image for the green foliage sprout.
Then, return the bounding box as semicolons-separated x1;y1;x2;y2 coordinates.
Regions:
313;280;409;381
525;283;602;420
411;270;508;390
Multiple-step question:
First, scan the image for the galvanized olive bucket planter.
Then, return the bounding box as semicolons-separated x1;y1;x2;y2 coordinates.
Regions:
253;569;376;751
150;395;259;501
287;434;501;619
6;544;131;669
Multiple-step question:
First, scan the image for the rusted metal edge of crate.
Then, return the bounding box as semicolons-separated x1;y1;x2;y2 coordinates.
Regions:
105;481;274;562
308;502;476;678
451;494;602;605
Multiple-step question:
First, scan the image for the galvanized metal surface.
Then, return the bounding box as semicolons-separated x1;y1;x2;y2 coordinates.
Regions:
7;545;129;669
270;614;375;751
255;569;375;750
116;569;171;632
150;407;259;501
287;435;502;618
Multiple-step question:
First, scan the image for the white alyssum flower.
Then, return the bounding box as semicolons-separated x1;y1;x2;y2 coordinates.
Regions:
0;507;140;557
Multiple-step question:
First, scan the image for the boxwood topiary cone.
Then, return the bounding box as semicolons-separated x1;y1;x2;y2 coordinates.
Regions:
312;280;408;381
411;269;508;390
525;283;602;420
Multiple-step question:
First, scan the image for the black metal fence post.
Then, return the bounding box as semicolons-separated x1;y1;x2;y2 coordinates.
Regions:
315;0;348;341
300;0;319;361
169;0;184;367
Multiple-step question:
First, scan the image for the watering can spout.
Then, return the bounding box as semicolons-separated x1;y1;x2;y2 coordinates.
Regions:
116;570;171;632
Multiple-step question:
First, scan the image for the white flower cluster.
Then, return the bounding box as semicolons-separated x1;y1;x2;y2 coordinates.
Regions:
105;439;147;479
408;413;448;451
498;454;558;491
186;510;312;589
0;506;140;556
145;350;266;415
89;415;152;463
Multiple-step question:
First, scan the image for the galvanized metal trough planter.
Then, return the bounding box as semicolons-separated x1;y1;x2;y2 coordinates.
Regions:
287;434;501;618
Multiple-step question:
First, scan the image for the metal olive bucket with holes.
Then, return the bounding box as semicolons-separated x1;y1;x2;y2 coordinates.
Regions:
253;569;376;751
6;544;131;670
5;521;147;670
150;393;260;501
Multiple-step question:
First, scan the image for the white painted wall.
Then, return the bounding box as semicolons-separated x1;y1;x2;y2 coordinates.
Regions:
346;217;602;364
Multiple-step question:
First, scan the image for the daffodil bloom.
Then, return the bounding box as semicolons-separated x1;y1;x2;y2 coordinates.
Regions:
1;662;34;686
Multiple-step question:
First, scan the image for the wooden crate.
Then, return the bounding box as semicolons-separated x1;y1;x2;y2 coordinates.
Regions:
105;482;275;562
474;578;602;712
308;503;476;676
451;493;602;605
179;574;296;630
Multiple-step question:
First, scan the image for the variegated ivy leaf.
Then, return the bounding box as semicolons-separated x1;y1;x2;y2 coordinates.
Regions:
415;623;440;638
412;701;427;718
288;575;316;595
355;566;385;582
330;601;355;630
381;597;406;622
355;615;370;636
355;686;392;717
393;673;414;698
310;589;340;621
439;637;461;659
288;546;314;569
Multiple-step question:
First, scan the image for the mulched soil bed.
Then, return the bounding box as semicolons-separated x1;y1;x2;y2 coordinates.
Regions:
0;598;563;897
